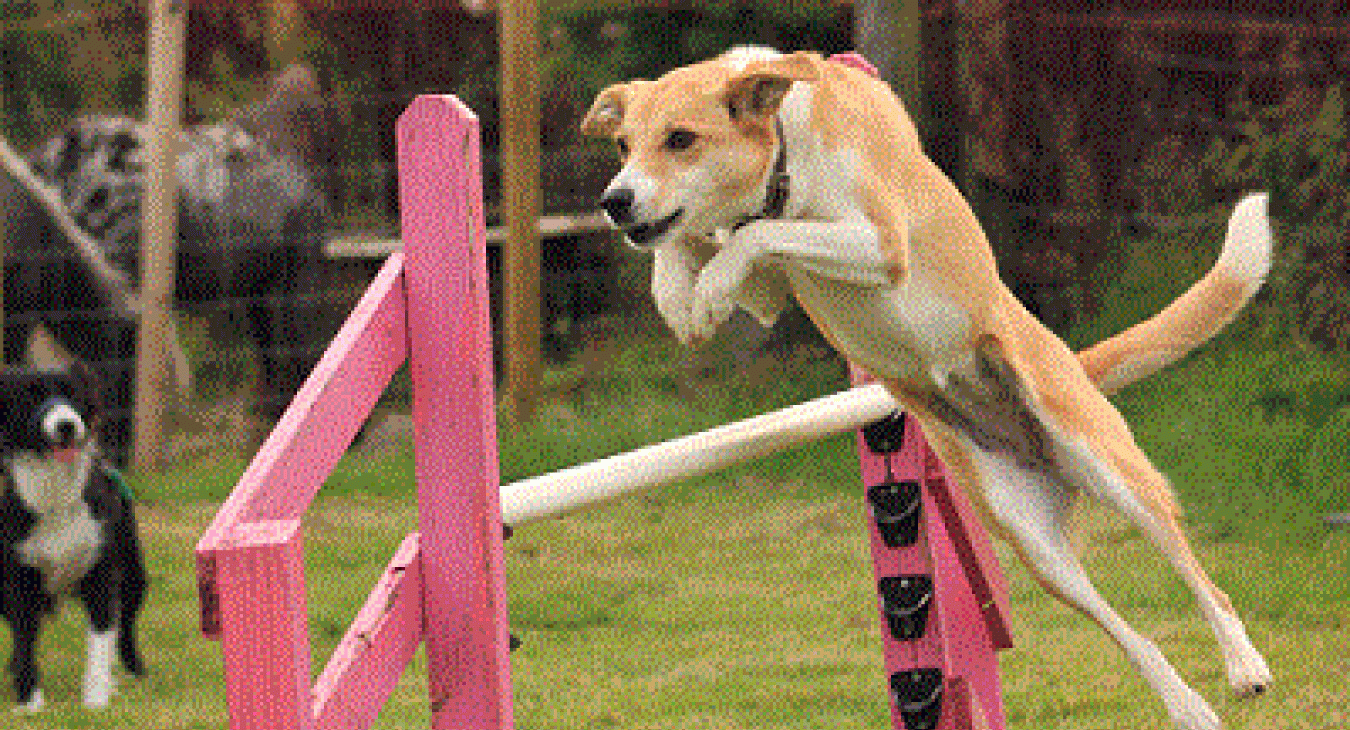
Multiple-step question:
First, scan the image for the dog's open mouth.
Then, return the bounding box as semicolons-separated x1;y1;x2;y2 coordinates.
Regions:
624;208;683;248
48;445;85;466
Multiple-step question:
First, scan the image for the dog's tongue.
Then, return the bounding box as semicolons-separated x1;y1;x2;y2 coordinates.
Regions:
51;447;81;465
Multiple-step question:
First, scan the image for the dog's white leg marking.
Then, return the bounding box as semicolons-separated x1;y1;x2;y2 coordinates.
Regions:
14;690;45;714
971;447;1222;730
690;219;890;340
690;229;750;339
82;628;117;709
1056;437;1272;698
740;219;893;286
652;240;701;344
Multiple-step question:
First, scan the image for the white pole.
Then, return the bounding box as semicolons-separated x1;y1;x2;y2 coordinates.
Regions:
501;383;898;526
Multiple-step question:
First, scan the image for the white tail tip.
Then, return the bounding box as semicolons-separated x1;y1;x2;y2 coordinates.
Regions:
1218;192;1274;286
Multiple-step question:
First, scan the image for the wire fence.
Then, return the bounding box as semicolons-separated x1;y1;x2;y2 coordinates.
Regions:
2;4;1347;467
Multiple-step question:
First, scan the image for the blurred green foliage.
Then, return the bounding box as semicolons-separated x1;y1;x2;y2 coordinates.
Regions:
547;1;852;106
1203;85;1350;351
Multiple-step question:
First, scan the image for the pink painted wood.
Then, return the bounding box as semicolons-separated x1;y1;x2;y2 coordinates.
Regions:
196;250;409;635
396;95;515;730
197;92;513;730
313;533;425;730
852;368;1012;730
210;519;312;730
923;444;1013;651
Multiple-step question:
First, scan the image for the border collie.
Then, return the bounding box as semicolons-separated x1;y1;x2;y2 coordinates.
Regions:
0;366;146;710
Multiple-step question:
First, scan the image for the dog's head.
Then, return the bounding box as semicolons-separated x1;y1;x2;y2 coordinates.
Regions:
581;48;819;250
0;365;100;468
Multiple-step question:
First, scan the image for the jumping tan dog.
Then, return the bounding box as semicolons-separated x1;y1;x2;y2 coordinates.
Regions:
582;47;1273;729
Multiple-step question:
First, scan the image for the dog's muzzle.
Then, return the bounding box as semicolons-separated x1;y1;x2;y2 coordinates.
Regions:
599;189;683;249
623;208;683;248
37;397;87;453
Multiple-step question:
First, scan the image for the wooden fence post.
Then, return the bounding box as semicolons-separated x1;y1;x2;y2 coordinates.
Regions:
499;0;541;424
133;0;187;472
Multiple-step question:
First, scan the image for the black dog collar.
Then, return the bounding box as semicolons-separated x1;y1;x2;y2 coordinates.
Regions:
733;115;791;231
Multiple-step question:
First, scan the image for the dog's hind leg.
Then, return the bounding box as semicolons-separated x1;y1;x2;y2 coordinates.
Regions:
955;332;1270;699
1057;434;1272;698
962;444;1223;730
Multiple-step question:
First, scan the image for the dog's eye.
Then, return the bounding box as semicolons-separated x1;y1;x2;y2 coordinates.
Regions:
615;138;630;158
664;130;696;151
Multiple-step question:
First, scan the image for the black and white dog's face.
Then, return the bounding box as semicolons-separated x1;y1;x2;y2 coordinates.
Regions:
0;368;99;511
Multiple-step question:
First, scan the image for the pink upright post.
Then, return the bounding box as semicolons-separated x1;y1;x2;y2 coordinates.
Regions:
852;367;1013;730
397;95;515;730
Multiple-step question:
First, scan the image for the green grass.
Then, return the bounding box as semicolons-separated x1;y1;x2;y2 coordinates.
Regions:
7;319;1350;728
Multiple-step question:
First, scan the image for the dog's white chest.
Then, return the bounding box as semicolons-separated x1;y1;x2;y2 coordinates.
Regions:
9;454;103;594
785;265;971;381
17;504;103;595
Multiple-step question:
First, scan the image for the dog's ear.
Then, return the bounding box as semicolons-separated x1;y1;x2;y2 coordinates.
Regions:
581;81;648;137
725;52;821;121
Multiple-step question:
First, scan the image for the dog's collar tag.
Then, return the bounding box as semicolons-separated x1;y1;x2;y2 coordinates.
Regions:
733;116;791;231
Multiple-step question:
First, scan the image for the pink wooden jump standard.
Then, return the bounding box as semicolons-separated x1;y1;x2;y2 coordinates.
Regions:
196;95;513;730
195;92;1011;730
852;366;1012;730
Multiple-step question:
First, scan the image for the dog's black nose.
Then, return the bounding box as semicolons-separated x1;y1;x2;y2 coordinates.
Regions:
600;188;635;226
54;420;78;448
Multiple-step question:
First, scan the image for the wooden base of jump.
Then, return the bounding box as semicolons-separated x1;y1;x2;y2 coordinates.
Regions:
195;93;1011;730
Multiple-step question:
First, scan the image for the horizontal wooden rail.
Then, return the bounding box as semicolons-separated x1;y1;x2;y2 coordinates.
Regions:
1038;9;1350;38
324;212;610;259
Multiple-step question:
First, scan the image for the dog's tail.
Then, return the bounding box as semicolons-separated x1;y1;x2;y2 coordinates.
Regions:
1077;193;1273;395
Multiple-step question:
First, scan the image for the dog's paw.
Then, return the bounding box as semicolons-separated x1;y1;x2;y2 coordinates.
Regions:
1215;612;1272;697
690;269;738;342
1226;647;1272;698
14;690;45;713
654;287;695;345
1163;686;1222;730
688;230;753;341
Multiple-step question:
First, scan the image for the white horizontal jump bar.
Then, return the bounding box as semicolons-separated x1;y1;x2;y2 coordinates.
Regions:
500;382;898;526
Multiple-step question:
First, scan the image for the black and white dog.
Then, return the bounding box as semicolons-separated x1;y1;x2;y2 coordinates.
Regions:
0;366;146;710
0;64;336;466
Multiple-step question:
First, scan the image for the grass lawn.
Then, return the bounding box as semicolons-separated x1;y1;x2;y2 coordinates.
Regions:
6;333;1349;729
5;479;1346;729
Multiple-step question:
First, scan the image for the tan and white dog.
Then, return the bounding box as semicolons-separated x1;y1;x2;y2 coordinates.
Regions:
582;47;1272;729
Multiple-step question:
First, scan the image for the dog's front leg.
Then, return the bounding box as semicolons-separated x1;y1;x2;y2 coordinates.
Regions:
4;577;47;712
652;238;707;345
690;219;896;340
